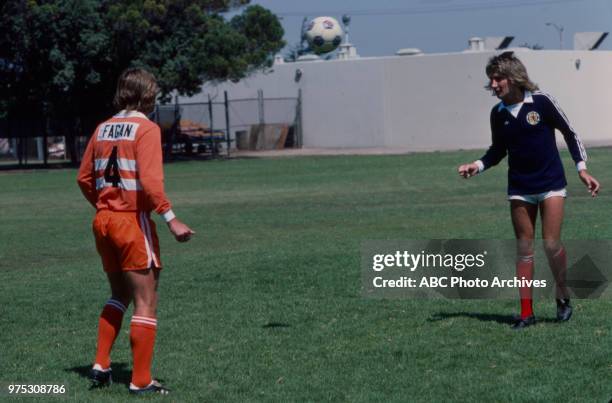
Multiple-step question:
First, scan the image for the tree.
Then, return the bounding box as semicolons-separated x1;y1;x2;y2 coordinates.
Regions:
104;0;284;101
0;0;284;138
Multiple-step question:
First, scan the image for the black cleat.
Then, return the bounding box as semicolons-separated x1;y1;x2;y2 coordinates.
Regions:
511;315;536;330
89;365;112;388
129;380;170;395
556;299;573;322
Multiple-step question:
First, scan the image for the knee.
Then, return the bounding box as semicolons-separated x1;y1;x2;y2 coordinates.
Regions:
111;292;132;308
133;292;158;315
543;240;562;257
516;238;534;257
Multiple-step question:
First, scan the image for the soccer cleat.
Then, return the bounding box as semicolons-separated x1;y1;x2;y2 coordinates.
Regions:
89;364;112;388
129;380;170;395
556;299;573;322
511;315;536;330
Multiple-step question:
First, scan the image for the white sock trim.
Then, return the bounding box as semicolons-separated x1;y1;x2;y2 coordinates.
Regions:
93;363;111;372
131;315;158;326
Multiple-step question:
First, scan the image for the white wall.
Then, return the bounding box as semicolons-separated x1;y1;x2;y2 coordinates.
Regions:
181;49;612;150
521;50;612;145
297;58;386;148
382;52;493;151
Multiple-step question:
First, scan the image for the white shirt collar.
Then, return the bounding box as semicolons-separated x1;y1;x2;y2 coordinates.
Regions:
497;91;534;117
114;110;149;120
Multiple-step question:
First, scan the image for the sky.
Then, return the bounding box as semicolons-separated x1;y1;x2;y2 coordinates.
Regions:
247;0;612;56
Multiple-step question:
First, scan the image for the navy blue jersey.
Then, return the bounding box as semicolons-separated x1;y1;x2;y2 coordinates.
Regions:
478;91;587;195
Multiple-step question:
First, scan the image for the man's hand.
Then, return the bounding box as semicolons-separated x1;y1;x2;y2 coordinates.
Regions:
167;218;195;242
579;170;600;197
458;163;479;179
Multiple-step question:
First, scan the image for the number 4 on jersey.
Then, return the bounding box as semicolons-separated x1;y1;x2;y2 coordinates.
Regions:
104;146;121;187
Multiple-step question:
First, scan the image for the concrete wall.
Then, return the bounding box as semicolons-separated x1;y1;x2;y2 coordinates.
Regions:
297;58;386;148
179;49;612;150
382;52;493;151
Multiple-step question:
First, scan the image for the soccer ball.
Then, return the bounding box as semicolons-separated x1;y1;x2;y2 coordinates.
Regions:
304;16;344;54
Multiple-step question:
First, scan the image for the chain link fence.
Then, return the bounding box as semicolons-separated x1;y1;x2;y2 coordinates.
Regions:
0;116;96;169
0;91;301;168
154;90;302;159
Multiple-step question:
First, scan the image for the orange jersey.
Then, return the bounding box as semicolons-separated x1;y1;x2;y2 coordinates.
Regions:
77;111;173;219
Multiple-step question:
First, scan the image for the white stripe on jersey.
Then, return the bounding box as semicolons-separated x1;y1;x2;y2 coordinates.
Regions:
534;91;587;161
95;177;142;191
95;158;138;171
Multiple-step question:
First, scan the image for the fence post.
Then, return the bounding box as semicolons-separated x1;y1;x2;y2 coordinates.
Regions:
43;123;48;166
207;94;215;156
70;118;81;166
42;114;50;167
163;97;179;161
16;119;23;166
224;91;230;158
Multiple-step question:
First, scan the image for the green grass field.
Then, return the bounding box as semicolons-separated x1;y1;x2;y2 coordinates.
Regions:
1;149;611;402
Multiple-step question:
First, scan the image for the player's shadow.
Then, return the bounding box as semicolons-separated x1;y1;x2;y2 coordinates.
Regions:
262;322;291;328
428;312;557;324
65;362;132;386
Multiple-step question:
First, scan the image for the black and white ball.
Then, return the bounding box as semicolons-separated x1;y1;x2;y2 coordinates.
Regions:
305;17;344;54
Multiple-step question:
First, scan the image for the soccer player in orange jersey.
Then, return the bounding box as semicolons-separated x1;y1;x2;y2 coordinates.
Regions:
77;68;194;395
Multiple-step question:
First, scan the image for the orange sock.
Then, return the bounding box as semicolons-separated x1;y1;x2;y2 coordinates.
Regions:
94;299;126;369
516;255;534;319
130;316;157;388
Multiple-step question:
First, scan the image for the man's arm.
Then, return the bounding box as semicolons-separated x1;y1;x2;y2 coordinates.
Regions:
478;110;507;172
459;110;506;178
540;93;599;196
137;125;195;241
541;93;587;170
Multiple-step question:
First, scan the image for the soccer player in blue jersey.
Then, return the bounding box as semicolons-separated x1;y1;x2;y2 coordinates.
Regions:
457;52;600;330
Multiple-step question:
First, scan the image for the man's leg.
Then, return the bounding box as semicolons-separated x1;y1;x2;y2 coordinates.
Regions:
125;268;159;389
510;200;538;322
94;271;132;370
540;196;572;320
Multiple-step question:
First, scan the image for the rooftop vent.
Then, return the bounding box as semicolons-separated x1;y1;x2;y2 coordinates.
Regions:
296;54;321;62
467;37;485;51
574;32;608;50
396;48;423;56
484;36;514;50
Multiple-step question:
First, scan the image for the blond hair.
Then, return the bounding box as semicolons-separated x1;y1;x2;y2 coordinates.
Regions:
485;51;538;93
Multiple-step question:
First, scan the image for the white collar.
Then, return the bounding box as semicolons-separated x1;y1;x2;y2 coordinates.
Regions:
114;110;149;120
497;91;534;112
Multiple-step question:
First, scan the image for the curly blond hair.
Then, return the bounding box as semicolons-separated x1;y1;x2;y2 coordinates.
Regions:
485;52;538;93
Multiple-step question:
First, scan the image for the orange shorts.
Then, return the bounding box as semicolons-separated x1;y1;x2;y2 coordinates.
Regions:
92;210;162;272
